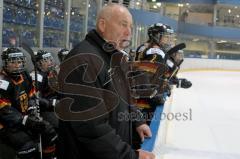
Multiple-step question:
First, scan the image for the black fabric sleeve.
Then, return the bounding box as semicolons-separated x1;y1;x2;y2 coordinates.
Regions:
0;106;23;128
70;121;138;159
0;86;23;128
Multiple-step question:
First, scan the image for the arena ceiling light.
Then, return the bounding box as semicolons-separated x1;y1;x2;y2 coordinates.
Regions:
192;38;199;42
217;40;227;43
156;2;161;7
178;3;184;7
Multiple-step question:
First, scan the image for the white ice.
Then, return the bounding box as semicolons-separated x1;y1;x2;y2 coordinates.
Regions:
153;71;240;159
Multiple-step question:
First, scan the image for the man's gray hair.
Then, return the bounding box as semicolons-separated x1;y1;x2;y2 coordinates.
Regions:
96;3;129;28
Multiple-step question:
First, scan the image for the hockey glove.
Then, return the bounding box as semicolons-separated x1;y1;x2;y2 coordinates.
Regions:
22;115;45;133
178;78;192;88
39;98;57;111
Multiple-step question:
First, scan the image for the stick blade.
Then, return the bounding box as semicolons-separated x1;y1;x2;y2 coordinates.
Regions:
166;43;186;56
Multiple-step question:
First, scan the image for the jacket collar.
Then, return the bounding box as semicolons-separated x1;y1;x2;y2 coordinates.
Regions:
85;29;120;56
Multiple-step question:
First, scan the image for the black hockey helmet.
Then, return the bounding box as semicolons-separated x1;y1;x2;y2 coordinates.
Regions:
1;47;26;75
147;23;175;51
35;50;55;72
57;48;69;62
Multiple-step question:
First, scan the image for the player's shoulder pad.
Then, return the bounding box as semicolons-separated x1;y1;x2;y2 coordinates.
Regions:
137;44;146;53
0;75;10;91
30;71;43;82
146;48;165;58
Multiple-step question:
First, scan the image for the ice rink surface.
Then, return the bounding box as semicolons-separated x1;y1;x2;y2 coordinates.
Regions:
153;71;240;159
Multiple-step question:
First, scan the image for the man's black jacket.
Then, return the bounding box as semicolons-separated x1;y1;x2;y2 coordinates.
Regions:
57;30;144;159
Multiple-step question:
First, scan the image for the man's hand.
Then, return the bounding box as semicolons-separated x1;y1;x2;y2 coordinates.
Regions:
136;124;152;142
137;149;155;159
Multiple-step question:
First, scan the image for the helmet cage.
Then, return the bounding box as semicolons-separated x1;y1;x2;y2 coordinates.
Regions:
3;52;26;75
37;52;55;72
171;50;184;66
160;32;176;51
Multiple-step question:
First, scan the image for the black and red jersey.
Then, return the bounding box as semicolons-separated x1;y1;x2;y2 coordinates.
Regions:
0;70;36;128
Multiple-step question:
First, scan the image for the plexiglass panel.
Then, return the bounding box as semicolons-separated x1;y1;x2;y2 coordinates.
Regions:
3;0;38;47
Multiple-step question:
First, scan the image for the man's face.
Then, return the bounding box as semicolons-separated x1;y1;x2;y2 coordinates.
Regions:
102;7;133;50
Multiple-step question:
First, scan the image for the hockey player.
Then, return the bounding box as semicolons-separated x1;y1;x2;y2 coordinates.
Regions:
31;50;59;130
0;47;57;159
135;23;191;107
132;23;191;148
130;23;174;149
57;48;69;63
134;23;175;115
136;23;175;63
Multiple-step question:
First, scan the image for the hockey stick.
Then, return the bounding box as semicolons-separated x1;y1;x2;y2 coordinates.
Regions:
21;42;43;159
165;43;186;60
166;43;186;56
168;56;184;81
165;43;186;81
168;60;183;81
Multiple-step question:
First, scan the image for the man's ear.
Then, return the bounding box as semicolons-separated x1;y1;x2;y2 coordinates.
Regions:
98;18;106;34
